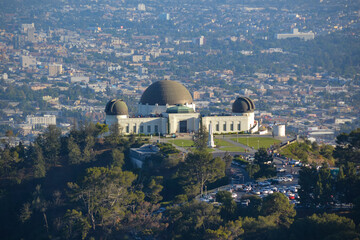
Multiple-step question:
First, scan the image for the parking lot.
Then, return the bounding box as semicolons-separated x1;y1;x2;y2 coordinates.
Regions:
199;156;302;207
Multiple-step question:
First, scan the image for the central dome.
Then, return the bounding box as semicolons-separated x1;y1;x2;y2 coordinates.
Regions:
140;80;193;105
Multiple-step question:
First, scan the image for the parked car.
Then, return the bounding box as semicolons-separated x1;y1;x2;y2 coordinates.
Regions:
258;181;271;186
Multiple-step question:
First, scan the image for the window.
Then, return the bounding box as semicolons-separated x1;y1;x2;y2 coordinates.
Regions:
154;125;158;133
140;125;144;133
147;125;151;133
216;124;219;131
238;123;241;131
223;123;227;131
133;125;137;133
126;125;129;133
230;123;234;131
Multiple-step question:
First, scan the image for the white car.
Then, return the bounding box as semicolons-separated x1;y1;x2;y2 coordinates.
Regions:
262;189;269;194
252;190;261;195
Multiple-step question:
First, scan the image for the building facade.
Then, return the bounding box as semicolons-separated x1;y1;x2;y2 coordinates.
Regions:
105;80;257;135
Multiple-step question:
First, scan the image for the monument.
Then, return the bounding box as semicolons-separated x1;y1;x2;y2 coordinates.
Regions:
207;122;216;148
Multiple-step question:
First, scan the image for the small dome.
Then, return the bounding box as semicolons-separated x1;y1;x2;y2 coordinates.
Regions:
166;105;195;113
105;99;128;115
232;97;255;113
140;80;193;105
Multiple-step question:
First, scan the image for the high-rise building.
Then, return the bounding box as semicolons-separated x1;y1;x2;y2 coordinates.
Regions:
48;64;63;76
21;55;36;68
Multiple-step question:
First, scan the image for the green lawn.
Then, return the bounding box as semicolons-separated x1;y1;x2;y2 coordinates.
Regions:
170;139;215;152
171;139;194;147
231;137;281;149
214;138;233;147
169;138;248;153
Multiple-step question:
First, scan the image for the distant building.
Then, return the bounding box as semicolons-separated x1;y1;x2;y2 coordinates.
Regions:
138;3;146;11
21;23;35;33
70;76;89;83
130;144;159;168
108;65;122;72
277;28;315;41
26;115;56;129
2;73;8;80
138;67;148;75
159;13;170;21
21;55;36;68
334;118;352;124
132;55;150;62
48;63;63;76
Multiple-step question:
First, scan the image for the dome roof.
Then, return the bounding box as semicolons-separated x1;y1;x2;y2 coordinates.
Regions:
105;99;128;115
166;105;195;114
140;80;193;105
232;97;255;113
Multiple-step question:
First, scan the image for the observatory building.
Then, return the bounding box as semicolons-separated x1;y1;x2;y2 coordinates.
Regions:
105;80;257;135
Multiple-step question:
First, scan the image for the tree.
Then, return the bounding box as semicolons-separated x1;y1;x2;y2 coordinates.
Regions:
333;128;360;165
19;202;32;223
254;148;273;165
223;152;233;175
193;125;208;151
62;209;91;240
144;176;164;203
246;164;260;179
316;164;333;205
205;220;244;240
67;166;139;232
339;162;360;203
105;123;123;146
215;191;237;221
179;151;225;196
242;215;278;240
30;143;46;178
166;200;222;239
111;148;124;167
67;136;82;165
95;122;109;136
298;165;318;207
290;213;359;240
260;192;296;228
35;125;61;166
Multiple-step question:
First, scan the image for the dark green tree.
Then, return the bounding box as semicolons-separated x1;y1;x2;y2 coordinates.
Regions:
290;213;359;240
166;200;222;239
254;148;273;165
205;220;244;240
179;151;225;196
30;143;46;178
35;125;61;166
62;209;91;240
67;136;82;165
333;128;360;165
215;190;237;221
260;192;296;228
193;125;208;151
298;165;318;207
